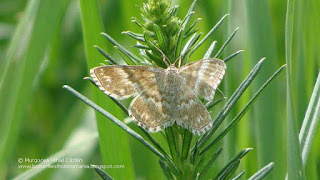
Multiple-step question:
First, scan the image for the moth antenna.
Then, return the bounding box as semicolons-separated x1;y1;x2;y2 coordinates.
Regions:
173;55;182;68
159;50;170;67
149;44;170;66
162;56;170;67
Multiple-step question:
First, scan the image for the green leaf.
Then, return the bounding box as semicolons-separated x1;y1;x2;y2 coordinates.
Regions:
198;147;223;179
213;148;252;180
181;33;202;61
0;0;71;171
184;18;202;38
94;45;119;65
143;33;168;67
224;50;244;63
159;159;175;180
95;167;114;180
232;171;246;180
214;27;239;58
203;41;217;59
153;24;167;52
248;162;274;180
200;64;286;155
122;31;145;42
299;72;320;166
13;129;98;180
78;2;136;178
63;85;165;160
285;0;306;178
101;32;141;64
197;58;266;148
183;0;198;29
181;130;193;161
189;14;229;57
165;127;179;161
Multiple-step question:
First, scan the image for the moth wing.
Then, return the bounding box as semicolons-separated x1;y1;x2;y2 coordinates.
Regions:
175;86;212;135
90;65;164;100
129;90;175;133
179;59;226;101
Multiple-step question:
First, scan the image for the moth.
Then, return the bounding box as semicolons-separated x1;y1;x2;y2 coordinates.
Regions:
90;58;226;135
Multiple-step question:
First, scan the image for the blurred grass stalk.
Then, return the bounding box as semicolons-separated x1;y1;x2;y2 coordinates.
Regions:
78;0;135;179
0;0;70;175
295;0;320;178
245;0;285;179
285;0;306;179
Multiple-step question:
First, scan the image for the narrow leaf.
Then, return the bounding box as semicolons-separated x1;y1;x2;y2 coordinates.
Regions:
94;46;119;65
248;162;275;180
198;148;223;179
232;171;246;180
159;160;174;180
197;58;265;148
184;18;202;38
299;72;320;166
101;32;141;64
203;41;217;59
190;14;229;57
181;130;193;161
153;24;167;52
224;50;244;63
285;0;305;178
95;167;114;180
205;97;226;110
214;148;252;180
62;85;165;160
122;31;145;42
200;64;286;155
214;27;239;58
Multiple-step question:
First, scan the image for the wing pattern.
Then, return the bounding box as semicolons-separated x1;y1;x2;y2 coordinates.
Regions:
179;59;226;101
90;58;226;135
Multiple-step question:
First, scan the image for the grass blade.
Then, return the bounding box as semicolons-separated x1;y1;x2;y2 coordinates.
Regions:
79;1;136;178
101;32;141;64
198;147;223;179
181;130;193;161
159;160;174;180
190;14;229;57
197;58;265;148
203;40;217;59
224;50;244;63
122;31;145;42
0;0;70;171
94;45;119;65
184;0;197;28
245;1;285;177
214;27;239;58
232;171;246;180
63;85;165;160
205;97;226;110
248;162;275;180
213;148;252;180
299;72;320;166
200;64;286;155
95;167;114;180
285;0;305;178
13;132;98;180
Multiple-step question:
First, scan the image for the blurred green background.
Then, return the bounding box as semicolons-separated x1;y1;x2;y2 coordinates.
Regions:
0;0;319;179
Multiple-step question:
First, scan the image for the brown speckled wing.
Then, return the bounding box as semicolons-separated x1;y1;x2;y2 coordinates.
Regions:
90;65;173;132
129;90;175;133
179;59;226;101
175;85;213;135
90;65;164;100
